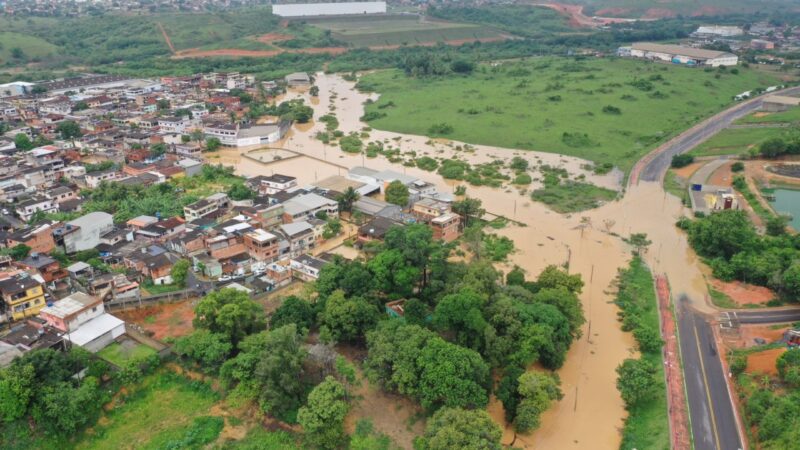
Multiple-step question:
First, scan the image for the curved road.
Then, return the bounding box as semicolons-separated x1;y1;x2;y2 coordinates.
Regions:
630;86;800;450
631;85;800;185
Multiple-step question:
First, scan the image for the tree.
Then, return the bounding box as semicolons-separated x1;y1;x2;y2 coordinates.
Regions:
319;290;380;344
433;288;487;350
416;337;490;410
367;248;420;298
170;259;190;287
8;244;31;261
14;133;33;151
0;363;34;422
227;183;255;201
309;86;320;97
628;232;652;255
10;47;24;59
193;288;266;345
776;349;800;387
33;376;101;434
149;143;167;159
403;298;428;326
322;219;342;240
687;210;758;260
416;407;502;450
298;376;350;449
616;358;660;408
766;215;789;236
506;266;526;286
270;296;315;331
336;186;360;213
190;129;204;143
670;154;695;168
535;265;584;294
760;138;787;158
253;325;308;418
55;120;82;142
510;156;529;171
532;287;585;340
384;180;409;206
495;365;525;422
452;197;484;229
514;371;563;432
173;330;232;372
205;137;221;152
782;264;800;299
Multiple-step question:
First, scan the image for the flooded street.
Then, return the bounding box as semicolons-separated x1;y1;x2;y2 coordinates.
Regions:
214;73;714;448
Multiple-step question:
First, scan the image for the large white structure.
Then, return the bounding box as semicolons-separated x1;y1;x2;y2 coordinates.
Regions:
623;43;738;67
203;122;290;148
694;26;744;37
272;1;386;17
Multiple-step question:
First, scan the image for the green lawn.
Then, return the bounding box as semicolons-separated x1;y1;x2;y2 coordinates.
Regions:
358;58;779;173
735;108;800;125
664;169;689;205
531;181;617;213
616;257;670;450
708;287;737;309
77;372;221;450
97;341;157;367
689;127;795;157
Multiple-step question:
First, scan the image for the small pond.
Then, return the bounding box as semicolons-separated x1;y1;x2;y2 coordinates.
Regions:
770;189;800;230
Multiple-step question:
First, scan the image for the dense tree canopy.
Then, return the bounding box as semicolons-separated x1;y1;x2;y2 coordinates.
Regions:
194;288;266;346
298;376;350;450
415;407;502;450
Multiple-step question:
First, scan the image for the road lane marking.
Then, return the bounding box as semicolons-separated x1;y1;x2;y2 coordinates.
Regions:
693;321;722;450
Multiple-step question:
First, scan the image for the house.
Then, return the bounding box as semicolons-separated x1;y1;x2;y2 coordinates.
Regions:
18;253;67;289
203;122;289;147
0;275;47;321
358;216;402;244
47;185;78;204
142;253;176;285
177;159;203;177
81;169;118;188
285;72;311;86
282;193;339;222
15;196;57;221
39;292;102;332
184;193;230;222
290;254;327;281
430;212;461;242
242;203;285;229
411;198;451;223
5;222;57;254
353;197;402;219
0;319;64;360
60;211;114;253
247;174;297;195
264;261;292;288
243;229;280;262
167;229;206;256
279;221;316;257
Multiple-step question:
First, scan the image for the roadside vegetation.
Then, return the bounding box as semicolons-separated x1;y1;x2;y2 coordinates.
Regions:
613;256;670;450
729;344;800;449
358;58;778;173
678;209;800;303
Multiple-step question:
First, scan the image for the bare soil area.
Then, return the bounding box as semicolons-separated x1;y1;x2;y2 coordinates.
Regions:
710;279;775;307
746;347;786;376
117;301;196;340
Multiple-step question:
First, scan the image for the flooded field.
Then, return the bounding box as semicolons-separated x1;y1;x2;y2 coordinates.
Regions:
216;72;717;449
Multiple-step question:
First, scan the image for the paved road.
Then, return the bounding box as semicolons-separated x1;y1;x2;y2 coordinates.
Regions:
677;300;743;450
720;308;800;325
636;85;800;184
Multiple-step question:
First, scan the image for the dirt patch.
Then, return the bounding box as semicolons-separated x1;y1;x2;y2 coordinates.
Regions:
707;161;734;187
710;279;775;307
740;324;791;347
671;161;706;179
746;347;786;376
256;32;293;44
595;7;632;16
535;2;640;27
116;301;196;340
691;6;725;16
643;8;677;19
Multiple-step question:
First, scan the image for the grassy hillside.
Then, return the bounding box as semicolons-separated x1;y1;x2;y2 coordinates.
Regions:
358;58;780;172
0;32;58;65
428;5;571;38
579;0;800;18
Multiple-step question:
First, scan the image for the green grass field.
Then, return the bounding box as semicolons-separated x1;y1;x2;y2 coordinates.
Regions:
736;108;800;124
97;341;157;367
689;126;796;157
581;0;800;17
77;372;221;450
309;15;501;47
358;58;779;173
0;31;58;63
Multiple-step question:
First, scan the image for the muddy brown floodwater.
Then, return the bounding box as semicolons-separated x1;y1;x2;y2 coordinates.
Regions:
215;73;716;449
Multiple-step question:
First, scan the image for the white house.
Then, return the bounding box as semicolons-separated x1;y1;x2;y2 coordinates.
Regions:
62;211;114;253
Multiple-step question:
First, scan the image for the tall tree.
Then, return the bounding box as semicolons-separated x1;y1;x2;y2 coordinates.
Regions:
193;288;266;345
514;371;563;432
298;376;350;449
616;358;660;408
452;197;484;229
56;120;82;143
170;259;190;287
384;180;409;206
336;186;360;213
253;325;308;419
319;290;380;344
416;407;502;450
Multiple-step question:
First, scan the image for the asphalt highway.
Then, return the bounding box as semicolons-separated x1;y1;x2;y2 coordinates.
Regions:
720;308;800;325
638;85;800;183
677;300;742;450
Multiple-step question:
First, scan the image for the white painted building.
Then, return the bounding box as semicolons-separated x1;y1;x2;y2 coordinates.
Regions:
272;1;386;17
624;43;738;67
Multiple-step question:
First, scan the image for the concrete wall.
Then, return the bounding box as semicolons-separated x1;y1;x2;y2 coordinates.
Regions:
273;1;386;17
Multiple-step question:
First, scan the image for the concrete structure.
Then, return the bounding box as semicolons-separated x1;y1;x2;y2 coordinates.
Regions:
282;193;339;222
273;1;386;17
430;212;460;242
751;39;775;50
0;276;47;321
61;212;114;253
694;26;744;37
290;254;327;281
761;95;800;112
64;312;125;353
623;43;738;67
39;292;102;332
203;121;289;147
184;193;230;221
243;229;280;262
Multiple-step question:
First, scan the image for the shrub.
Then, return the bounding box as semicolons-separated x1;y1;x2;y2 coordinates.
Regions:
671;154;695;168
602;105;622;115
731;162;745;172
428;123;454;136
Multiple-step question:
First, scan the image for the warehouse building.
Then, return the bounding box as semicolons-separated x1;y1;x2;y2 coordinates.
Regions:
272;1;386;17
619;43;738;67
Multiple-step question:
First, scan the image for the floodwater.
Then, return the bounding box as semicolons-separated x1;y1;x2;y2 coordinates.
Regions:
217;73;716;449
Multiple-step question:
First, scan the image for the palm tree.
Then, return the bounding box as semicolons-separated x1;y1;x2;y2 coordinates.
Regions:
336;187;360;213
